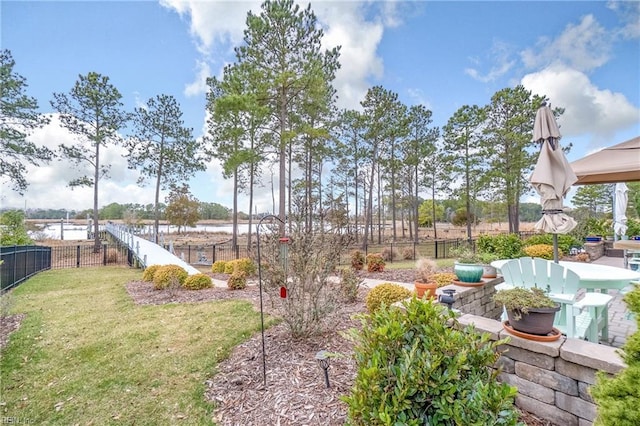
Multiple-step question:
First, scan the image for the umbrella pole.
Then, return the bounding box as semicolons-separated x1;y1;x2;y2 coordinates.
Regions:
553;234;559;263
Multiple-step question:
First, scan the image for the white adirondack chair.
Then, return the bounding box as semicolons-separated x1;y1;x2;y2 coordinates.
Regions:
498;257;612;341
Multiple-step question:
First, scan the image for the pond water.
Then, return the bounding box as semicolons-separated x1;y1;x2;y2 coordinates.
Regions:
32;223;249;240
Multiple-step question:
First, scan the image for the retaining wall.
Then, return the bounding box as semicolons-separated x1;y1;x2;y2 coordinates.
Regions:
438;278;626;425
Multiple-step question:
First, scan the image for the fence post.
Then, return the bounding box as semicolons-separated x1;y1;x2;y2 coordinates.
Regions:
103;243;107;265
212;245;216;264
188;245;191;263
76;245;81;268
136;241;140;256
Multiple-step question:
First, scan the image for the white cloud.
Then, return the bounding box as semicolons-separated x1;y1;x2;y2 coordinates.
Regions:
607;0;640;39
521;15;611;72
521;64;640;142
184;60;211;97
161;1;402;110
159;0;258;54
1;114;152;211
465;40;516;83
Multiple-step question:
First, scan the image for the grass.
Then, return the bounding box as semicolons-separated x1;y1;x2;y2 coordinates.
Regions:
0;267;271;425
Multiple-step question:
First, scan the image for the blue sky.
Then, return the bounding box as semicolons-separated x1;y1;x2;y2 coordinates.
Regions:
2;0;639;212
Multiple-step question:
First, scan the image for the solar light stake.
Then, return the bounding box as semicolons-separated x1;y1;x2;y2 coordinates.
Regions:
438;289;456;310
315;350;331;388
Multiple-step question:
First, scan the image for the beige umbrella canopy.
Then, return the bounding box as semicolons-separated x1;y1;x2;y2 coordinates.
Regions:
530;104;577;262
570;136;640;184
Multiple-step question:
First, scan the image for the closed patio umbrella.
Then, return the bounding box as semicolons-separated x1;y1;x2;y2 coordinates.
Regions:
614;183;628;238
530;103;577;262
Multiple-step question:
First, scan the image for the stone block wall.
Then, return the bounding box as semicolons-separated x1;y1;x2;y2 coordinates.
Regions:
455;314;625;425
584;242;604;260
435;276;626;425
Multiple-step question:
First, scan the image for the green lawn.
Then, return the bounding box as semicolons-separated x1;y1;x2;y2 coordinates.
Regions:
0;267;269;425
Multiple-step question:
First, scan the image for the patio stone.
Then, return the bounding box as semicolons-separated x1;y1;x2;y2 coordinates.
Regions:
556;392;597;422
515;394;578;426
498;372;554;404
560;338;625;374
515;362;578;395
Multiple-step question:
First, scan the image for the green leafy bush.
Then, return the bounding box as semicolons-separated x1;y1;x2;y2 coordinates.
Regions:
365;283;412;313
211;260;227;273
477;233;524;259
227;270;247;290
523;244;557;260
183;273;213;290
366;253;385;272
142;264;162;282
152;265;188;290
350;250;365;271
343;298;519;425
523;234;579;255
591;286;640;425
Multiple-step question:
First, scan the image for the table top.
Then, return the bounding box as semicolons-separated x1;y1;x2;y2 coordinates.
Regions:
491;259;640;291
613;240;640;250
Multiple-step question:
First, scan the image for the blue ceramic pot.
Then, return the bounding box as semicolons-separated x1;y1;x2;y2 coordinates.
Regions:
454;263;484;283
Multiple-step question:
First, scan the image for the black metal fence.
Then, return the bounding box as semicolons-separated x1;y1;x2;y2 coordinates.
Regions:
1;245;52;292
1;244;131;292
167;243;250;265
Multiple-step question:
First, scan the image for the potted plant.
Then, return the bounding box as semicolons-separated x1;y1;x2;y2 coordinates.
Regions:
414;258;438;298
478;252;499;278
493;287;560;336
450;245;484;284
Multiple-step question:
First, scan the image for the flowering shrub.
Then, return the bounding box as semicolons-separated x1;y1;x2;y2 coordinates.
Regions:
211;260;227;273
183;273;213;290
523;244;557;260
365;282;412;313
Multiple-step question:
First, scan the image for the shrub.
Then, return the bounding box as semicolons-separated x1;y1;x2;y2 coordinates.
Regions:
523;233;579;255
431;272;457;287
106;248;118;264
152;265;188;290
365;283;412;313
211;260;227;273
340;268;363;303
401;247;414;260
350;250;365;271
523;244;557;260
380;246;397;262
227;270;247;290
366;253;385;272
142;264;162;282
477;233;525;259
223;258;256;275
343;298;519;425
591;286;640;424
576;252;590;262
183;273;213;290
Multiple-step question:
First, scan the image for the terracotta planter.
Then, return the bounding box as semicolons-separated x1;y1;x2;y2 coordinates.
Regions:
506;305;560;336
454;262;484;283
414;281;437;299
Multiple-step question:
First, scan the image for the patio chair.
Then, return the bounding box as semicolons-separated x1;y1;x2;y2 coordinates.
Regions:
498;257;613;341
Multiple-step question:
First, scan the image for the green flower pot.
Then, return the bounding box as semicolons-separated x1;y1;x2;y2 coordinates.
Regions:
454;262;484;283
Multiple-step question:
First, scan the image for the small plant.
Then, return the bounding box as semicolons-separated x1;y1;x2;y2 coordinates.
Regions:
523;244;557;260
366;253;385;272
339;268;363;303
478;251;499;264
152;265;188;290
350;250;365;271
576;252;590;262
227;270;247;290
365;282;412;313
343;297;519;425
183;273;213;290
380;246;397;262
415;257;437;283
493;287;556;320
450;244;481;264
106;248;118;263
142;264;162;282
401;247;414;260
431;272;457;287
211;260;227;273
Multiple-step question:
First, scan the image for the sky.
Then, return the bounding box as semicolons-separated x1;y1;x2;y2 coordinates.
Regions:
2;0;639;214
